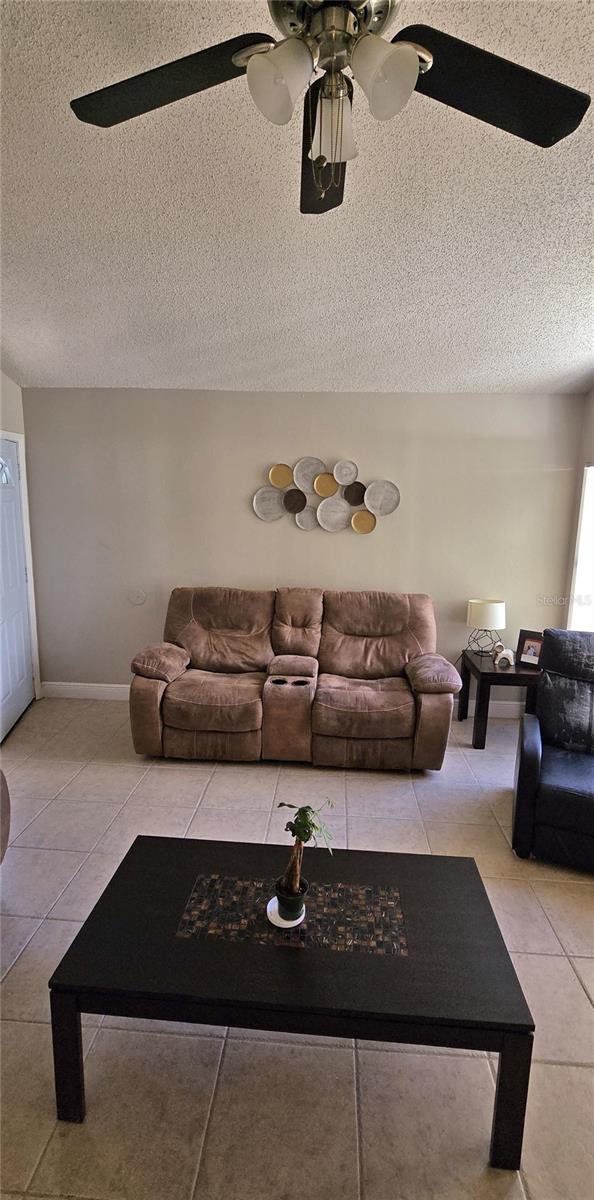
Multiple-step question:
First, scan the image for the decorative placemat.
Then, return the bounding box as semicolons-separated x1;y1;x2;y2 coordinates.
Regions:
176;874;408;955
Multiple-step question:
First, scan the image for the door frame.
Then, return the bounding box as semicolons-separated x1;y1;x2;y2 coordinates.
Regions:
1;429;42;701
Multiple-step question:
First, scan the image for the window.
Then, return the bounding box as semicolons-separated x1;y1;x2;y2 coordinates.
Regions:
0;456;13;486
568;464;594;632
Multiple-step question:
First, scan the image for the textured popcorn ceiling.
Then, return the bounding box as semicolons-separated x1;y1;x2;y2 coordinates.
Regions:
1;0;592;392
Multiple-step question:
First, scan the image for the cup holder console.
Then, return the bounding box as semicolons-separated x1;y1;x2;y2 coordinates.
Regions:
271;677;309;686
262;672;316;762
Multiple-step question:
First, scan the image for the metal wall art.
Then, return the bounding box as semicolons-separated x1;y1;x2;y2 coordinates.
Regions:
252;458;400;534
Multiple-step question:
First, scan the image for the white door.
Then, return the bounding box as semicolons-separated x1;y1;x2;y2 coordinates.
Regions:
0;437;35;739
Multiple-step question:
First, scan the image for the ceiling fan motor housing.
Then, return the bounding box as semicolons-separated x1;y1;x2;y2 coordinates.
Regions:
267;0;401;43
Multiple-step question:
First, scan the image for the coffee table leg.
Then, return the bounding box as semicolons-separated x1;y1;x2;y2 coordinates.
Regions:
458;657;470;721
490;1032;533;1169
50;991;86;1122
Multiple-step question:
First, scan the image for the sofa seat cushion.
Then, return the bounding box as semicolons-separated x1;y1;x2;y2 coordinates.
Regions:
312;674;416;740
162;670;266;733
537;745;594;837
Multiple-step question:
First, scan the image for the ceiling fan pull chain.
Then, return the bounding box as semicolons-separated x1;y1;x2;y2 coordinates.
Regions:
331;72;344;189
308;79;324;197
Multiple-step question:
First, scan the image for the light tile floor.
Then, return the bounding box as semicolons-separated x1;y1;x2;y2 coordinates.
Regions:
0;700;592;1200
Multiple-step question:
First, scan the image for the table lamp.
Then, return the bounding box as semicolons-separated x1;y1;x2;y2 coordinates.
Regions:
466;599;506;655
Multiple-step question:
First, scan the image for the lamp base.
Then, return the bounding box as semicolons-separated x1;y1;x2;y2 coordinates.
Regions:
467;628;500;655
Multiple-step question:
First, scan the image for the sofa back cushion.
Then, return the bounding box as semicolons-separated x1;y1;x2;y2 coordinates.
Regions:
536;629;594;753
164;588;275;673
318;591;436;679
272;588;324;657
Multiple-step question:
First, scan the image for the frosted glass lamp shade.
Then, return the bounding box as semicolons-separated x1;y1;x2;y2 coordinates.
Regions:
247;38;313;125
310;93;358;163
466;600;506;631
351;35;419;120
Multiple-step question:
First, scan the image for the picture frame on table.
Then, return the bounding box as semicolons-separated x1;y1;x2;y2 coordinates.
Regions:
516;629;544;669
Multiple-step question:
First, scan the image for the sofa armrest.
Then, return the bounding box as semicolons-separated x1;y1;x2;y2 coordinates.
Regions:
412;693;454;770
268;655;319;680
131;642;190;683
129;675;167;757
512;714;542;858
405;654;462;695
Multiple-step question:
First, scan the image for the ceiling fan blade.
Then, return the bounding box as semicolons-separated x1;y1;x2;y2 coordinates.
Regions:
300;77;353;214
70;33;274;126
393;24;591;146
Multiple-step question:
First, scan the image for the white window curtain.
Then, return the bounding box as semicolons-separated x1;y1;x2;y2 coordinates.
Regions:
568;464;594;632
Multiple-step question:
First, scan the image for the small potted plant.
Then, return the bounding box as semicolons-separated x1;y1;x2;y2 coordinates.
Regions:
267;801;333;927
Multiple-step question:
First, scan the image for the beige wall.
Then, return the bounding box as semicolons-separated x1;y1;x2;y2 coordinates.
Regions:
22;389;582;685
0;370;24;433
581;392;594;465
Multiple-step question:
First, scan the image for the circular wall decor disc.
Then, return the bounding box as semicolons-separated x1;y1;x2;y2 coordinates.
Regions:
344;480;366;507
295;506;318;531
293;456;326;493
314;472;339;498
253;486;286;521
268;462;294;489
333;459;358;486
364;480;401;516
283;488;307;514
317;496;351;531
352;510;377;534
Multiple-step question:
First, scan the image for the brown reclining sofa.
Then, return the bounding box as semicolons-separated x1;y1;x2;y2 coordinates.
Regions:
130;588;462;771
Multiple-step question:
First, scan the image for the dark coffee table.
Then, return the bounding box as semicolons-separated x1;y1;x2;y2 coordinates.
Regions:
49;837;534;1170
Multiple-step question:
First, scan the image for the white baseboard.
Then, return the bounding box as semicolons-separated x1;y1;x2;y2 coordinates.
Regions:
454;698;524;718
40;683;521;718
42;682;130;701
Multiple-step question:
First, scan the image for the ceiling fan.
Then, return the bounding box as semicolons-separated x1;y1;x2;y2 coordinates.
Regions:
70;0;591;214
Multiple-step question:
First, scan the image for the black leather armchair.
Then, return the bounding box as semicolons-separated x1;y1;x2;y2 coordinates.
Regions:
512;628;594;874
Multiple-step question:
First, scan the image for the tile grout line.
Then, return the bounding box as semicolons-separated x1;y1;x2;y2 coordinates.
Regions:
524;878;572;956
262;764;281;842
50;758;103;799
7;791;66;849
5;757;95;849
14;797;129;856
189;1032;229;1200
103;760;152;804
15;991;100;1199
27;765;152;916
410;774;432;854
565;956;594;1006
11;760;153;857
3;1018;591;1068
519;1167;536;1200
0;916;43;981
182;763;219;836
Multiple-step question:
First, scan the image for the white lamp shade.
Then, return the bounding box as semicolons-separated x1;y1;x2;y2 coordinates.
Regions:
351;35;419;120
310;93;358;163
466;599;506;630
247;38;312;125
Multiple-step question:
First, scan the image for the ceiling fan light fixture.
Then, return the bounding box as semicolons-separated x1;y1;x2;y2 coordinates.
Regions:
247;36;313;124
352;34;419;120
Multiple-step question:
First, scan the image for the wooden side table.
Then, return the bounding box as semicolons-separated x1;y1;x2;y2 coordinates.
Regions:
458;649;540;750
